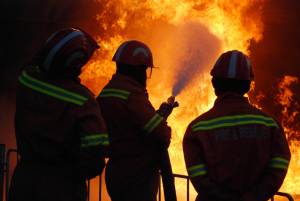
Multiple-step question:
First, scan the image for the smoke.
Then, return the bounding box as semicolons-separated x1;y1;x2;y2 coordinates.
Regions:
171;22;221;96
249;0;300;130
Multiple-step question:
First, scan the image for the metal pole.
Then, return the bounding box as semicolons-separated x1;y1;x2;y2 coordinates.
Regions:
0;144;5;201
6;149;18;201
158;175;161;201
276;192;294;201
87;180;90;201
99;174;102;201
186;177;189;201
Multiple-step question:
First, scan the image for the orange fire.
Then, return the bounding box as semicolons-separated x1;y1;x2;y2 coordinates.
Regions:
275;76;300;196
80;0;299;200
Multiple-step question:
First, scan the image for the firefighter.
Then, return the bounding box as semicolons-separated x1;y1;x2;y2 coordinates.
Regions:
183;50;291;201
97;40;175;201
9;28;109;201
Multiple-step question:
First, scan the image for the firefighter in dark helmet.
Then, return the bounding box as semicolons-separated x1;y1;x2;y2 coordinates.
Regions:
183;50;291;201
9;28;109;201
97;40;176;201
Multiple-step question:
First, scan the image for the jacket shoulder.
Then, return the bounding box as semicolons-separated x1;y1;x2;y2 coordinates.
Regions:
248;103;277;119
184;108;215;139
18;66;96;108
189;108;215;129
98;76;147;102
248;103;282;128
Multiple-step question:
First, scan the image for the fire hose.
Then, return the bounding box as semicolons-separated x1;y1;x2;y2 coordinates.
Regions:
158;96;179;201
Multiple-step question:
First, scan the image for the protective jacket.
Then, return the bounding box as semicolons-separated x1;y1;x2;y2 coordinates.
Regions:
9;65;108;201
183;93;291;201
97;74;171;201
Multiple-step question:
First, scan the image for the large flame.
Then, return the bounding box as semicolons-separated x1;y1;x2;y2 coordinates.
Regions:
80;0;299;200
275;76;300;196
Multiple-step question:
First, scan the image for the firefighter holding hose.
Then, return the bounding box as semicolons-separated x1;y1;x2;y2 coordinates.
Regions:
183;50;291;201
97;40;178;201
9;28;108;201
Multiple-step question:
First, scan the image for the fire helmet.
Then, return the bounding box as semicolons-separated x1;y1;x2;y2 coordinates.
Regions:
211;50;254;81
112;40;154;67
36;27;99;75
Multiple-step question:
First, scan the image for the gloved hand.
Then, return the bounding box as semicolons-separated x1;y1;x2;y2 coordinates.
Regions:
157;96;179;119
157;102;174;118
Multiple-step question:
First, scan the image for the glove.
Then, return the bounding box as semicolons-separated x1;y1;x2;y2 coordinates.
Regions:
157;102;173;118
157;96;179;119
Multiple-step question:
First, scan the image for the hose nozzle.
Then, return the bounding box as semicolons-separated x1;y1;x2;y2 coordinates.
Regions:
167;96;179;108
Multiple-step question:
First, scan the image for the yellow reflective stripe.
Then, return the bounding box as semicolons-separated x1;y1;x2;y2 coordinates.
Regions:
269;164;288;170
269;157;289;170
190;170;207;177
270;157;289;164
193;121;277;131
19;71;88;106
188;164;205;171
192;114;275;128
143;113;164;134
192;114;278;131
81;134;109;147
81;141;109;148
22;71;87;101
102;89;130;95
187;164;207;178
99;88;130;100
99;93;128;100
81;134;109;140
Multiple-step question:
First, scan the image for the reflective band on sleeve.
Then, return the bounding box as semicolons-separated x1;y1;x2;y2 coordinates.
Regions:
19;71;88;106
143;113;164;134
187;164;207;178
81;133;109;147
269;157;289;170
192;114;278;131
99;88;130;100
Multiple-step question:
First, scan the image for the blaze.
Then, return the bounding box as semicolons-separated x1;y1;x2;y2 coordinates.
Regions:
275;76;300;195
79;0;299;200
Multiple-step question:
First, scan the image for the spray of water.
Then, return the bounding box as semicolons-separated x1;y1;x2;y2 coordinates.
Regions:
171;22;221;96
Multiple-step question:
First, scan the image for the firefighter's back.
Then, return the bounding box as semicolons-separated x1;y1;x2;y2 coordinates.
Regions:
11;66;93;201
183;50;290;201
15;66;89;167
10;27;107;201
98;74;161;177
192;93;277;193
98;73;171;201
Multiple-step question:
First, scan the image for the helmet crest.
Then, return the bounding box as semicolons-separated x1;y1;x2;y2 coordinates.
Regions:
112;40;154;67
211;50;254;81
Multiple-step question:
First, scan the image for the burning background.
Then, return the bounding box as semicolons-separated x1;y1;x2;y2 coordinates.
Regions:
1;0;300;200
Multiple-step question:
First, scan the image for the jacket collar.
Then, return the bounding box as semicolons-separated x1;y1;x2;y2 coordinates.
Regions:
214;92;249;106
111;74;147;93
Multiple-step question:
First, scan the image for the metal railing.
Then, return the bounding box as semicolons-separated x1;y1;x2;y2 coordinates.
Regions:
158;174;190;201
157;174;295;201
1;148;295;201
4;149;19;201
272;192;295;201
